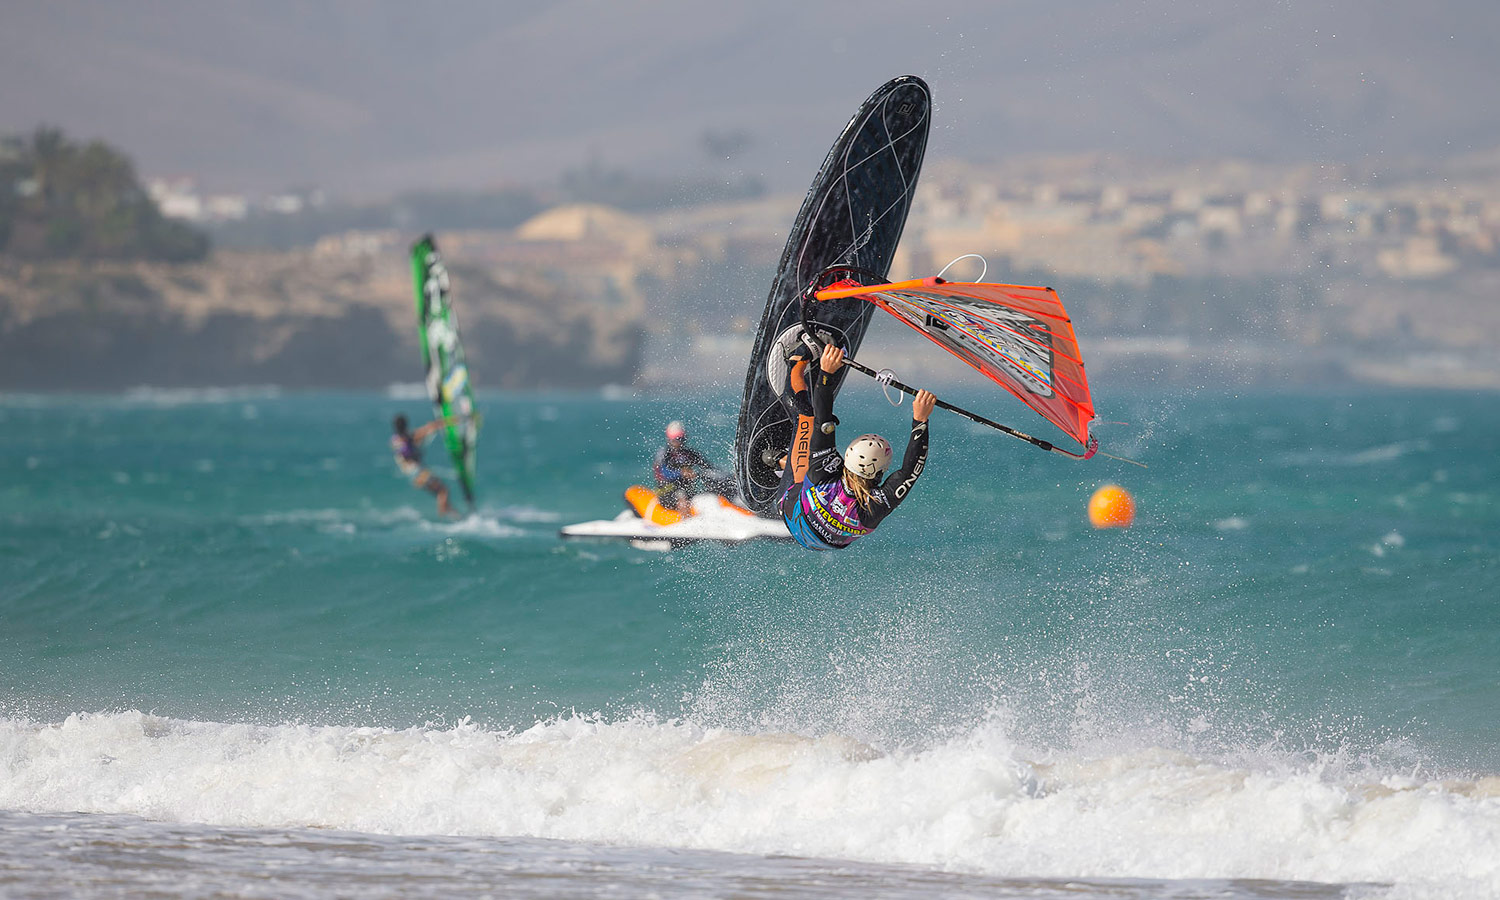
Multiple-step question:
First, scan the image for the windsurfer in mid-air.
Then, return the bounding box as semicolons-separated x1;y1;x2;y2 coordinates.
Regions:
653;420;730;515
776;342;934;550
391;414;453;517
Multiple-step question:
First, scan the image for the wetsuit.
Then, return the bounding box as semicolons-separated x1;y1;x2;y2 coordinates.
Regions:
391;432;422;477
653;443;716;508
392;431;444;495
777;361;929;551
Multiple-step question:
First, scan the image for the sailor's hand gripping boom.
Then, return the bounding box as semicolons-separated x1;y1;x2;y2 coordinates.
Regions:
841;353;1100;461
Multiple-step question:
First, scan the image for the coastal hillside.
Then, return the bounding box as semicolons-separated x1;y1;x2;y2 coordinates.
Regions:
0;248;641;390
0;128;639;391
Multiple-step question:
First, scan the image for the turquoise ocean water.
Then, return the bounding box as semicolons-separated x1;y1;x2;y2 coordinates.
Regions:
1;385;1497;898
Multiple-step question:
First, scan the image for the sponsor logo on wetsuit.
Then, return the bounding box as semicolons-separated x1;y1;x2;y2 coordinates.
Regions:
802;481;874;541
892;422;927;499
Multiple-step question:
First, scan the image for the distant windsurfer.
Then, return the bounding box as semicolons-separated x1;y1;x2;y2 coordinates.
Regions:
653;420;729;515
391;414;453;517
776;342;934;550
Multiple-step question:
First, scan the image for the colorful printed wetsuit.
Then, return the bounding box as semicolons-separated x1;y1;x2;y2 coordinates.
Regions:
391;433;422;478
777;364;929;551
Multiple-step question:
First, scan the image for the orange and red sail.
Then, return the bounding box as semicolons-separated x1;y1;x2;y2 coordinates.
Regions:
815;276;1096;448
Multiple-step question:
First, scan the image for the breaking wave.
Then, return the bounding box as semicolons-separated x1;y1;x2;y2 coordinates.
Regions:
2;711;1496;895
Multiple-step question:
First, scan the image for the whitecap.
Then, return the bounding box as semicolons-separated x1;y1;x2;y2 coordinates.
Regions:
1347;439;1430;465
1371;531;1406;556
1;711;1496;893
421;515;526;538
493;505;562;524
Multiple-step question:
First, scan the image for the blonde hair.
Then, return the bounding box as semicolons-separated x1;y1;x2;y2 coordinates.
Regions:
842;470;876;512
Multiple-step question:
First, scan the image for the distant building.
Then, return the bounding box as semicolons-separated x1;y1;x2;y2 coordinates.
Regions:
311;230;400;259
146;176;250;222
148;177;202;220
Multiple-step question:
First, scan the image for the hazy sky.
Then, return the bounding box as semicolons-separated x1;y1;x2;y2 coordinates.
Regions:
4;0;1497;196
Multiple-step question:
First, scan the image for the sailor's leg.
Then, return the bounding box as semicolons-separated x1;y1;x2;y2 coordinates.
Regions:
776;453;798;514
416;469;452;516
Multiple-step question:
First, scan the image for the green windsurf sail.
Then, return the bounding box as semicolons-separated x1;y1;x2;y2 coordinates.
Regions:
411;234;478;507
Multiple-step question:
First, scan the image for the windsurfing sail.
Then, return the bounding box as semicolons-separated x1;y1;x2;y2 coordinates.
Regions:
410;234;478;506
814;276;1096;450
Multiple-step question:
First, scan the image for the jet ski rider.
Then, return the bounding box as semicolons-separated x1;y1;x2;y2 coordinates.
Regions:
653;420;724;515
777;342;935;550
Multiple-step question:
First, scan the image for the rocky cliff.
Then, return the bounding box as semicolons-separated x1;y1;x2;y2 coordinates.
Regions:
0;249;642;390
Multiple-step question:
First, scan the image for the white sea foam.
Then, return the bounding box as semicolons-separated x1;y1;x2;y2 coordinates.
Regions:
241;506;536;538
1346;439;1431;465
1281;439;1432;468
492;505;561;524
419;514;526;538
239;506;427;528
1370;530;1406;557
0;712;1496;895
118;386;282;406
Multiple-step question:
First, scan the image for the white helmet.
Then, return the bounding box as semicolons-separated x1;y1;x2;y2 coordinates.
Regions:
844;434;893;480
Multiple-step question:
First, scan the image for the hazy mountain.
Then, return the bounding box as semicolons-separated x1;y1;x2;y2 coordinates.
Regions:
3;0;1497;195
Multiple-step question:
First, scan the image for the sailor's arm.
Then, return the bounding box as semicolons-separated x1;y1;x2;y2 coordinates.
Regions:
415;412;480;442
684;447;716;471
413;419;445;442
877;390;935;511
809;344;843;457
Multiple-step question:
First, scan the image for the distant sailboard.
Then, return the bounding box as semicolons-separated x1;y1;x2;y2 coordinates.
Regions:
811;273;1099;458
411;234;479;506
734;75;931;516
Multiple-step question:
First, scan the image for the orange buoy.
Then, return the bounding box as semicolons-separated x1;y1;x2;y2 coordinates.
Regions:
1088;484;1136;529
